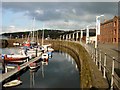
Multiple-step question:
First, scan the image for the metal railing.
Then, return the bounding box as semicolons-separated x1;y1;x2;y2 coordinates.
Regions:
82;42;120;90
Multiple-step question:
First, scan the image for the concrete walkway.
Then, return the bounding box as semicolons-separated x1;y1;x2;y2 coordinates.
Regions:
98;43;119;59
79;41;120;89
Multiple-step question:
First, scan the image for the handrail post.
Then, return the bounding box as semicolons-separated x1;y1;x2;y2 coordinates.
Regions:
92;47;94;59
103;53;107;78
99;50;102;71
95;48;98;65
110;57;115;90
2;55;5;73
36;48;37;57
94;48;96;62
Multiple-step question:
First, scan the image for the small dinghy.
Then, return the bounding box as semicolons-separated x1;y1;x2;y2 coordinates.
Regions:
29;62;40;70
3;79;22;88
41;53;49;65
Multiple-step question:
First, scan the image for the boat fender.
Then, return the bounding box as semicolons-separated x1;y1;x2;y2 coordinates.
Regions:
2;54;5;59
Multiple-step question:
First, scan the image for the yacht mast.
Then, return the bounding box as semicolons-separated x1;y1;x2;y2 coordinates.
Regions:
32;17;35;42
42;23;44;46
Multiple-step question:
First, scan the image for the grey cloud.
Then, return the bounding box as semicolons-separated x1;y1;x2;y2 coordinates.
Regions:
2;2;118;29
3;2;117;16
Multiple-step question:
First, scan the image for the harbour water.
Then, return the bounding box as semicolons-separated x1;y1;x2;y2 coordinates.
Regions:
1;48;80;88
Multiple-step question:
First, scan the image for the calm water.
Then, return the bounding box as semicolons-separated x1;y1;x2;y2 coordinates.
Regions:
1;48;80;88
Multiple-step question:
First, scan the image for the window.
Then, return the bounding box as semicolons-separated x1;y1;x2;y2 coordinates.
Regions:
114;21;117;27
114;38;116;43
119;38;120;42
114;29;116;35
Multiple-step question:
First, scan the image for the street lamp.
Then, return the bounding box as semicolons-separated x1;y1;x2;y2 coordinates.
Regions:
76;31;79;41
63;35;65;40
66;34;68;41
73;32;75;41
60;35;62;41
69;34;71;41
95;15;104;49
86;24;91;44
95;14;104;65
80;28;84;43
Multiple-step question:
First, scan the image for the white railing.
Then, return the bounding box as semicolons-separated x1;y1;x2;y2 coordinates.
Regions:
81;42;120;90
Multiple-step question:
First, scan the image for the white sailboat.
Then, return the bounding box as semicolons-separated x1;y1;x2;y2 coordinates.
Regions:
23;17;41;58
41;24;54;53
40;24;54;65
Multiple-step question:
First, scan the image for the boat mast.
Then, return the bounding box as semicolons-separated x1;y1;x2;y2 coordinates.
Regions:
37;30;39;44
32;17;35;42
42;23;44;46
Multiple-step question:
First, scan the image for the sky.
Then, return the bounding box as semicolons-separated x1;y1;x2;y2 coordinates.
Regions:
1;0;119;34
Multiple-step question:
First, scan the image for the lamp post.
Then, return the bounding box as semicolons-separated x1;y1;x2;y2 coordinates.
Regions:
76;31;79;41
69;34;71;41
80;29;83;43
95;15;104;49
73;33;75;41
86;25;91;44
60;35;62;41
63;35;65;40
66;34;68;41
95;15;104;65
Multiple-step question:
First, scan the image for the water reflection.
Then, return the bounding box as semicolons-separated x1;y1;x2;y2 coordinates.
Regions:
1;48;80;88
30;71;35;88
41;63;45;78
64;52;78;71
68;54;71;62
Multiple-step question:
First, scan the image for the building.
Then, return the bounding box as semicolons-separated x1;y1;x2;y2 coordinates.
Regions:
99;16;120;44
89;36;96;44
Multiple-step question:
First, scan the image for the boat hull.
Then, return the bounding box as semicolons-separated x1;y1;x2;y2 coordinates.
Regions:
4;55;28;62
29;62;40;72
3;80;22;88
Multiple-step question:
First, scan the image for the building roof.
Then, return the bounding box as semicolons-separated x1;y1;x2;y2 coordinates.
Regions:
101;16;119;25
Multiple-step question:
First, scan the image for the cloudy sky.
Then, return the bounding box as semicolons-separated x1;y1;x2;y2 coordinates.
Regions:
1;0;119;34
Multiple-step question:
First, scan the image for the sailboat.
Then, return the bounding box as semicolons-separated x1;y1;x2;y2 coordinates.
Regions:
41;25;54;53
23;17;36;47
3;49;28;63
23;17;41;58
40;25;54;65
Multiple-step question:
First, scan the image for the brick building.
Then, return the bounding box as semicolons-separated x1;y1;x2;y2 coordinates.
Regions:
99;16;120;44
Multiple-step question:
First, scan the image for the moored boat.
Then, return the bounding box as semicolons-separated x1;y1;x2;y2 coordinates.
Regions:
3;54;28;63
42;44;54;53
3;80;22;88
41;53;49;65
47;51;52;58
41;53;48;60
29;62;41;72
48;47;54;52
29;62;39;70
23;41;30;47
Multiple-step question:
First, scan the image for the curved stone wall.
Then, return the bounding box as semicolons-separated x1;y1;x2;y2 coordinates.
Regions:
49;40;92;88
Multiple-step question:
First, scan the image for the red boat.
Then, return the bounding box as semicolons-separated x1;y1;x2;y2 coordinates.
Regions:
3;54;28;63
23;41;30;47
